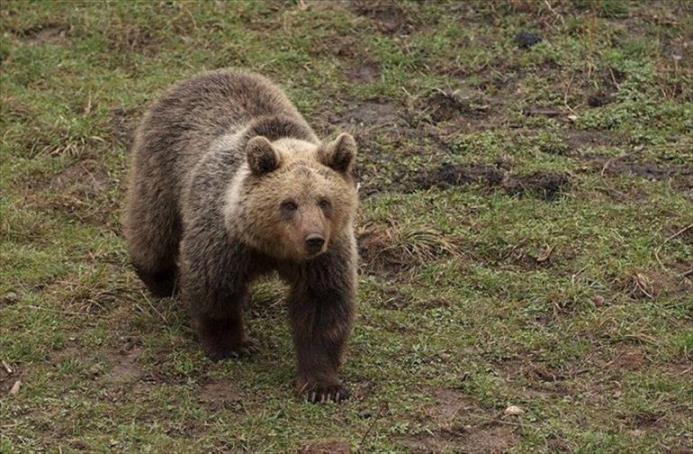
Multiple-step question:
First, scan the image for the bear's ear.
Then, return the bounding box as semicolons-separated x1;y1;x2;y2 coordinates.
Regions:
319;133;357;174
246;136;282;175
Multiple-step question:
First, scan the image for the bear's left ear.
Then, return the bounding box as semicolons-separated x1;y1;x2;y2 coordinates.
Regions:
319;133;357;174
246;136;282;175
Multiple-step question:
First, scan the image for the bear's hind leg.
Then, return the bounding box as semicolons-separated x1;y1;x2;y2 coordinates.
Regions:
124;177;181;298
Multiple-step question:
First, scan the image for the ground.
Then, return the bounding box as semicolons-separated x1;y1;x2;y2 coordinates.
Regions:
1;0;691;452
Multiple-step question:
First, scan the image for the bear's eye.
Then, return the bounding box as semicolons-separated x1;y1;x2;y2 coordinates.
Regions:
280;200;298;215
318;199;331;210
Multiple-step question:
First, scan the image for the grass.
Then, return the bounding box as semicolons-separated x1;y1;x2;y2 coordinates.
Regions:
1;0;691;452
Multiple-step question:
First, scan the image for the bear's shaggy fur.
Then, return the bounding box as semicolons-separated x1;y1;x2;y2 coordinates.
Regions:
123;70;358;403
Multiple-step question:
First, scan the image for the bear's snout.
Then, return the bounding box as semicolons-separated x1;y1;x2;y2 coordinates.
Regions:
305;233;325;255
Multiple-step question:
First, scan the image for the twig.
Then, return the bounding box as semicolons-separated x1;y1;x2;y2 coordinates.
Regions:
2;360;13;374
654;223;692;272
140;291;169;324
600;157;619;177
358;402;388;451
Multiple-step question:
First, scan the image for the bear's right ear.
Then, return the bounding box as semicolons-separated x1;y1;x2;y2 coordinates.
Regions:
246;136;282;175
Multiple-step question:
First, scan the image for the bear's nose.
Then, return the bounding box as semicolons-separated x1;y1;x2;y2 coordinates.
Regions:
305;234;325;254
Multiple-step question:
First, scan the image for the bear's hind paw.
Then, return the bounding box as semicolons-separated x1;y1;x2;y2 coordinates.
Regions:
204;338;259;362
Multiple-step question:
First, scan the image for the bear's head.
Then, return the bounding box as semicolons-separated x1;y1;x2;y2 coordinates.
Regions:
225;133;358;262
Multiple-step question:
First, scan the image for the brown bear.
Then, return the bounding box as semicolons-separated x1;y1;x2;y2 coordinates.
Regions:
123;70;358;403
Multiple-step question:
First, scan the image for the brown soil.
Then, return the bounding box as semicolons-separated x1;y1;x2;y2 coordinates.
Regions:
198;379;242;411
425;389;477;424
333;101;400;128
616;269;690;301
31;159;119;226
418;164;504;188
350;0;412;35
344;61;381;84
588;155;693;182
417;163;571;201
502;171;572;200
564;130;617;150
398;388;520;452
105;346;143;385
297;439;351;453
607;346;647;372
19;25;69;45
49;160;112;198
401;425;518;453
421;90;490;123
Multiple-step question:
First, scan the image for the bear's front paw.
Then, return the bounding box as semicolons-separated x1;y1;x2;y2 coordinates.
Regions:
301;382;351;404
204;338;259;362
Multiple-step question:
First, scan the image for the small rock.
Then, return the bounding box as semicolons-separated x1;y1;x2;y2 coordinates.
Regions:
9;380;21;395
358;409;373;419
504;405;524;416
515;31;542;49
0;291;18;307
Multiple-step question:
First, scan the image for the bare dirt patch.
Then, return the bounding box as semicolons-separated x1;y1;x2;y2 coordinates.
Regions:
418;163;504;188
401;387;520;452
48;160;113;199
605;346;647;372
298;439;351;454
419;90;490;124
564;130;617;151
592;156;693;180
587;155;693;184
401;425;518;453
502;172;572;200
350;0;412;35
30;159;119;225
198;379;242;411
310;34;362;59
417;163;571;201
425;389;477;425
333;101;400;128
19;24;69;45
105;346;143;385
616;269;690;301
344;61;381;84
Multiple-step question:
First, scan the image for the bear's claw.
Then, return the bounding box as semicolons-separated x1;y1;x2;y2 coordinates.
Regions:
304;383;350;404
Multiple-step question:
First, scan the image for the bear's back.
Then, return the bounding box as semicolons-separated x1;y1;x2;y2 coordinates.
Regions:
130;70;311;208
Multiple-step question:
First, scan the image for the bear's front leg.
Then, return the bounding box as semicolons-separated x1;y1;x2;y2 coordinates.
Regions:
192;293;258;361
288;250;356;403
180;229;257;361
